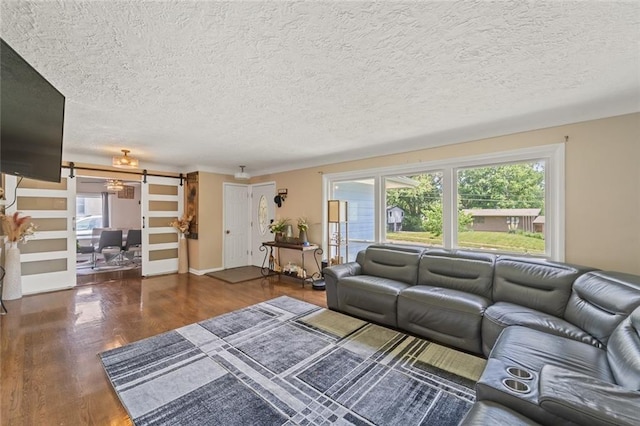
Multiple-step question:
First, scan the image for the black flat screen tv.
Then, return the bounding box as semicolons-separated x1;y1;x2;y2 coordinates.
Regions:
1;38;65;183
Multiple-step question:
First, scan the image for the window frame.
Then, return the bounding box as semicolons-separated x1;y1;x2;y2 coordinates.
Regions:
322;143;565;260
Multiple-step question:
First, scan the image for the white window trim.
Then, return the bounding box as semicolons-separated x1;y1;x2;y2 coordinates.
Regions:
322;143;565;261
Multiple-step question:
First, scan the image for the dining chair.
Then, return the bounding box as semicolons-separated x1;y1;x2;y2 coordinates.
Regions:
93;230;123;268
123;229;142;263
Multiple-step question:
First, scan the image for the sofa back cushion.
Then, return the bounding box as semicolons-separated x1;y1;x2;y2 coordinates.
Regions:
492;257;592;317
360;245;424;285
607;306;640;390
565;271;640;347
418;249;496;299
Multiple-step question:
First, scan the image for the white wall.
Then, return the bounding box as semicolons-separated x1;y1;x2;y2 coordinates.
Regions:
110;185;142;230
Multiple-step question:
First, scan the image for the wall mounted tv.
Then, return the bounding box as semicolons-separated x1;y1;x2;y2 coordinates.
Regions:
1;38;65;183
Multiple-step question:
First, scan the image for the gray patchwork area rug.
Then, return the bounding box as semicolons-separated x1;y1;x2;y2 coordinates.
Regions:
100;296;486;425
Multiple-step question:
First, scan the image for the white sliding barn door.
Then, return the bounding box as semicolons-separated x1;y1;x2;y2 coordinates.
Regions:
141;176;184;276
3;170;77;294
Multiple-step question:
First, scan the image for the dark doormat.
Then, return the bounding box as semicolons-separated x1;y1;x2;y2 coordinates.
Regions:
206;266;270;284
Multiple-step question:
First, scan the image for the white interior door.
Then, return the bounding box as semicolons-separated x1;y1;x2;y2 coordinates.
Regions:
142;176;183;276
250;182;276;266
223;183;249;269
3;170;77;295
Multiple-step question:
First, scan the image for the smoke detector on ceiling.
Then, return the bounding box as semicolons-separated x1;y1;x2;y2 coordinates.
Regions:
234;165;250;180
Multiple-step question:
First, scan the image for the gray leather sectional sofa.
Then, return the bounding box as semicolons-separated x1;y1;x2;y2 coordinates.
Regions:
323;244;640;425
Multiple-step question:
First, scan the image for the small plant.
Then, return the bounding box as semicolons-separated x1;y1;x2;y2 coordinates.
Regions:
170;214;193;235
1;212;37;243
297;217;309;232
268;218;290;234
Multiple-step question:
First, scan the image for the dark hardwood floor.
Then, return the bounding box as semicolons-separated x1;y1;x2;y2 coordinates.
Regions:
1;272;327;425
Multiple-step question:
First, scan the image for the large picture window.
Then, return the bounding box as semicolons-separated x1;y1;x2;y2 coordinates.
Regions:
324;144;564;260
457;161;545;255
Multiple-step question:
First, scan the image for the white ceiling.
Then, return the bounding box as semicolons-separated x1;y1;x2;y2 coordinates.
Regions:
1;1;638;176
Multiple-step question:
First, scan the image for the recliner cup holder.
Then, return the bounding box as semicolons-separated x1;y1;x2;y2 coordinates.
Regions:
502;378;531;394
506;366;533;380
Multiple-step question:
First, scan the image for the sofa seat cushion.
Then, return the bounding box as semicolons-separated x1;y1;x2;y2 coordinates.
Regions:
461;401;541;426
539;365;640;426
337;275;409;327
398;286;489;354
489;326;614;382
482;302;601;356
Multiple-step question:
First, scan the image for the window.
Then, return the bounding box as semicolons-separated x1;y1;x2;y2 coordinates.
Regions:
323;144;564;260
76;195;102;218
457;161;545;255
76;195;104;246
385;172;443;246
331;178;375;260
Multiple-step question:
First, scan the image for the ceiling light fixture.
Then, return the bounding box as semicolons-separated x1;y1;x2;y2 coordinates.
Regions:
112;149;139;168
105;179;125;192
234;165;250;180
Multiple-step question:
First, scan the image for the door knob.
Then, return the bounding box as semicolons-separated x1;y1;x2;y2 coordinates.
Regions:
226;230;231;234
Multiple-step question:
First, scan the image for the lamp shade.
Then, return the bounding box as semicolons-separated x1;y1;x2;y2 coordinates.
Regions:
328;200;347;223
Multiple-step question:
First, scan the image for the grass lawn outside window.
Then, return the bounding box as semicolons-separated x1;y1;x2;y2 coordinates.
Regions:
387;231;545;255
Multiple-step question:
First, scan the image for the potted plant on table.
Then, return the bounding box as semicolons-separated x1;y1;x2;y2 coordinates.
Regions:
297;217;309;245
268;218;290;242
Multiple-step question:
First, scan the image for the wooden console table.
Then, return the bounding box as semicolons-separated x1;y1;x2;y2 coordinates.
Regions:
259;241;323;286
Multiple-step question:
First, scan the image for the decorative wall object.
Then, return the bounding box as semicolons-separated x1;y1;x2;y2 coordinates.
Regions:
117;185;135;199
186;172;198;239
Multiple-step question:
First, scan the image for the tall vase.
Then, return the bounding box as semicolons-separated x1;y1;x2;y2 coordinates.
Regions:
299;229;308;244
284;225;294;240
178;233;189;274
3;242;22;300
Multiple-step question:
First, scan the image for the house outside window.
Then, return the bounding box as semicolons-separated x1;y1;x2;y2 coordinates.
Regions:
331;179;375;261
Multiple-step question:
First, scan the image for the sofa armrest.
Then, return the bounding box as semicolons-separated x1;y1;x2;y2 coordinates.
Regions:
323;262;362;310
539;364;640;426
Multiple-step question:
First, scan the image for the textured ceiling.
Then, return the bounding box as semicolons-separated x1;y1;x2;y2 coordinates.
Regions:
1;1;638;175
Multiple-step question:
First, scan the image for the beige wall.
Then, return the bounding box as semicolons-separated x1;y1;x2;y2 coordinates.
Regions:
187;172;242;271
7;114;630;275
244;113;640;275
563;114;639;273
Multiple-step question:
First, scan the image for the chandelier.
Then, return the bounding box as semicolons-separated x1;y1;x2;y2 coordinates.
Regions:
112;149;139;168
105;179;125;191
